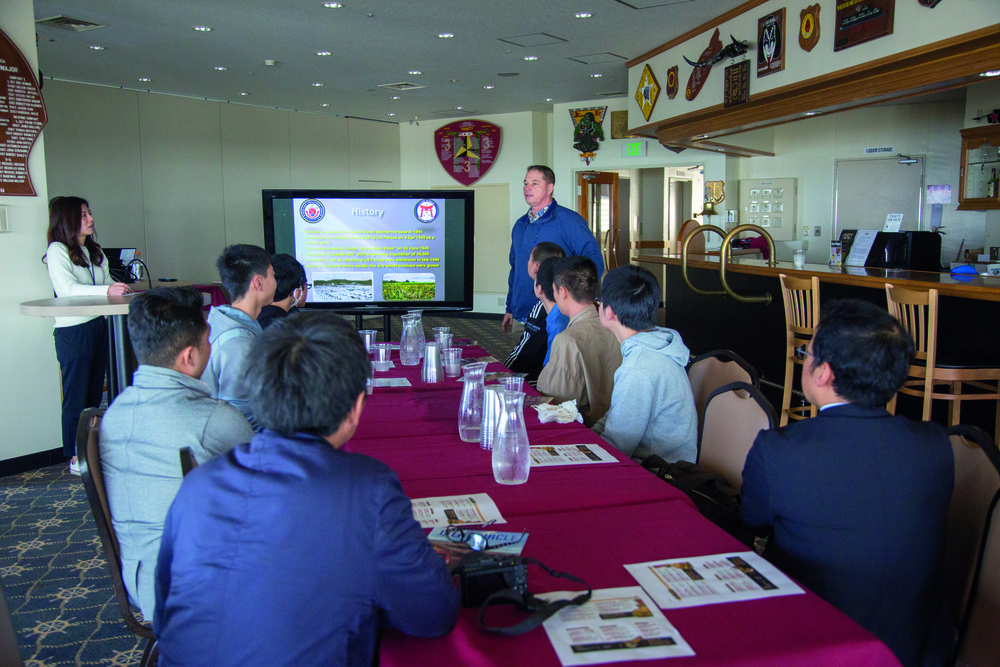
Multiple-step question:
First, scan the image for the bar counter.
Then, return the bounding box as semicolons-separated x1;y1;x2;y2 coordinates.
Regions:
632;251;1000;429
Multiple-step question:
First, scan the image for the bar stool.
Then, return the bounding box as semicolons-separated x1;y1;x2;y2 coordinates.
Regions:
886;284;1000;438
779;273;820;426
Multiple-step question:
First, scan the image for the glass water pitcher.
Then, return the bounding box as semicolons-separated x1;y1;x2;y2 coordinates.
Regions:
491;390;530;485
458;361;488;442
399;313;423;366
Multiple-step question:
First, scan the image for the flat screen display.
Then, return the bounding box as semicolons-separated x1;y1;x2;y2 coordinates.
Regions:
262;189;474;311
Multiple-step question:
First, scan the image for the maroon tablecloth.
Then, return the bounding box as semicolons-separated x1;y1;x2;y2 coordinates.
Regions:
349;346;901;667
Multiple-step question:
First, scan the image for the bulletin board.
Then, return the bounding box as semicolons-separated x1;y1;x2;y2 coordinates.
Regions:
834;157;924;235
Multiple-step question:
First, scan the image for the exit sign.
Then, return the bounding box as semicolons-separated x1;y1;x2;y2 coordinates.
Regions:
621;141;647;158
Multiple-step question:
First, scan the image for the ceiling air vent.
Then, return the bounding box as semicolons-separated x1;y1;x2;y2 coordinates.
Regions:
35;15;108;32
598;91;627;98
378;82;426;91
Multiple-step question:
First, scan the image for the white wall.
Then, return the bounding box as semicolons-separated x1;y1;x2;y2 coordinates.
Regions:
399;111;548;313
738;99;977;263
1;0;62;461
43;81;400;284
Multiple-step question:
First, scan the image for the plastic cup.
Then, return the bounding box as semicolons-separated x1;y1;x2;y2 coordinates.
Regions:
366;362;375;395
373;343;392;372
499;376;523;393
443;347;462;377
793;249;806;269
432;326;450;338
436;332;453;350
359;329;377;352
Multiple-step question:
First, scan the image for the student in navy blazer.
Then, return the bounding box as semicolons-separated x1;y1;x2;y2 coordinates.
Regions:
742;300;953;667
154;312;459;667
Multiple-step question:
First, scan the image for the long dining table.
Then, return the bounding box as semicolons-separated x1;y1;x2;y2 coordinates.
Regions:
345;344;902;667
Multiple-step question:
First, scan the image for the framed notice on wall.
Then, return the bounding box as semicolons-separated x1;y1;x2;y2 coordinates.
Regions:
834;0;894;52
757;8;786;77
0;29;48;196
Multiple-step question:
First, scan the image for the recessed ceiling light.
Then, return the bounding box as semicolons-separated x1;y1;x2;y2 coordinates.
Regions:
388;113;396;116
316;51;331;56
438;33;454;39
192;26;213;32
545;98;552;101
323;2;343;7
138;77;151;82
391;96;400;100
981;70;1000;77
804;112;818;116
409;70;422;75
322;103;329;107
456;106;463;110
313;82;324;87
523;56;538;61
89;45;105;50
590;73;602;78
483;85;494;89
575;12;593;18
239;92;250;96
214;66;227;71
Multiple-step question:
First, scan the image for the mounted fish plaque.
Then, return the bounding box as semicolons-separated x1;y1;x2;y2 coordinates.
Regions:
684;29;749;102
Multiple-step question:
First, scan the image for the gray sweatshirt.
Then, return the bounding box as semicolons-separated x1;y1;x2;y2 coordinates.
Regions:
201;305;262;429
593;327;698;464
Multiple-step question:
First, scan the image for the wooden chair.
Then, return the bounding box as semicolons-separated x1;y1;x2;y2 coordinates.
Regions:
179;447;199;477
944;424;1000;667
76;409;158;667
697;381;776;492
886;285;1000;438
778;274;820;426
687;350;758;438
677;218;704;254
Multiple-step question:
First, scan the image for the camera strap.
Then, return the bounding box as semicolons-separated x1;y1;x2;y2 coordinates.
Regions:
476;557;592;635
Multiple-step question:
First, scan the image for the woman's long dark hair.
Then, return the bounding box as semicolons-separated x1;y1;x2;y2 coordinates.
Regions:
45;196;104;268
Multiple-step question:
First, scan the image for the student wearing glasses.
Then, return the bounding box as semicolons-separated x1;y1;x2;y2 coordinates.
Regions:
741;299;953;667
257;253;308;329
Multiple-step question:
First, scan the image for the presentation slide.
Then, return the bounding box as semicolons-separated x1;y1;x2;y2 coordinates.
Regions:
292;197;447;303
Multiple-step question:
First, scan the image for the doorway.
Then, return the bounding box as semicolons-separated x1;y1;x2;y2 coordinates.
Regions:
576;171;625;270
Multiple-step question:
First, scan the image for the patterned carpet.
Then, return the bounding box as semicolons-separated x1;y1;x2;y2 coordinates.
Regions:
0;313;509;666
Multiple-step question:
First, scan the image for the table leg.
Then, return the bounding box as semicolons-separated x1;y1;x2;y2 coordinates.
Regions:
107;314;130;401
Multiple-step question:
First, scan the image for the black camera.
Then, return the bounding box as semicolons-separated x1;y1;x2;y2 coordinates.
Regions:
452;551;528;608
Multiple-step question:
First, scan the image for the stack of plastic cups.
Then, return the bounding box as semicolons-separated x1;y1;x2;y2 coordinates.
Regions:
422;341;443;383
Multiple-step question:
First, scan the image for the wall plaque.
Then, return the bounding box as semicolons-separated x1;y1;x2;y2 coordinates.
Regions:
757;8;786;77
724;60;750;108
799;4;821;52
0;29;47;196
434;119;502;187
834;0;894;52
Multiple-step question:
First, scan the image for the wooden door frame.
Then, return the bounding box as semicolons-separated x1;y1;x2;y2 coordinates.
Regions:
576;171;621;270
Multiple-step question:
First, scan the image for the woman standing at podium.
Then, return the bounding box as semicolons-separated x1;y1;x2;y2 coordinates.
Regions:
43;196;130;474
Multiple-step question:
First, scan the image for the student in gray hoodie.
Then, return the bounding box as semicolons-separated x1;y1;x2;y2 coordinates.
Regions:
593;265;697;464
201;244;276;430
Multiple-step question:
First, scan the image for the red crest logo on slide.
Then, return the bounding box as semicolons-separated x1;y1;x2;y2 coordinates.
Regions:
300;199;325;223
434;120;503;186
414;199;439;223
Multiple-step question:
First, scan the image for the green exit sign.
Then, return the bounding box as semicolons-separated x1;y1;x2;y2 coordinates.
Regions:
621;141;647;158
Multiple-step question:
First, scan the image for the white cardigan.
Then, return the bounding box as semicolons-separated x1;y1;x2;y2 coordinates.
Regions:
45;241;112;328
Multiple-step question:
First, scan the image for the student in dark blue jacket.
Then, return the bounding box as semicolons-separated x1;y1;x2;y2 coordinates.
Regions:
154;312;459;667
742;299;953;667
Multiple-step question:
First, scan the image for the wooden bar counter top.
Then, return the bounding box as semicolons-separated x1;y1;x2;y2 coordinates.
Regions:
633;252;1000;302
631;251;1000;431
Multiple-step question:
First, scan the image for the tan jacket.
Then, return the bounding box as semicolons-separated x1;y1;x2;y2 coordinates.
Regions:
537;305;623;427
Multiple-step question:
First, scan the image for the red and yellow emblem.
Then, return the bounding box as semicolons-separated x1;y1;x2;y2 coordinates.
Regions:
666;65;678;99
634;64;660;122
799;4;820;52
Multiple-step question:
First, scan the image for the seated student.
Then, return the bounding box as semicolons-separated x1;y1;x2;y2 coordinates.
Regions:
200;244;276;429
99;287;253;621
537;256;622;427
504;242;565;381
593;265;697;464
535;256;569;365
257;254;307;329
741;299;953;667
154;312;460;667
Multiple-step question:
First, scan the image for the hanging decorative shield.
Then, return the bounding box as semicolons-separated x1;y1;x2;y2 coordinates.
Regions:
0;28;48;196
434;119;503;186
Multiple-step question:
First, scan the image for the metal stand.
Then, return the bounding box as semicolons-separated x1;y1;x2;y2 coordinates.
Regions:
106;314;130;401
352;312;395;342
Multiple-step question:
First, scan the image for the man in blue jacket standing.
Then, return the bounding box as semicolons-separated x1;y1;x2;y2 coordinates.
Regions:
502;165;603;333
